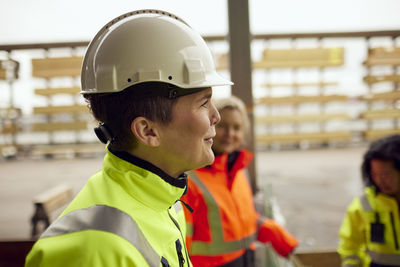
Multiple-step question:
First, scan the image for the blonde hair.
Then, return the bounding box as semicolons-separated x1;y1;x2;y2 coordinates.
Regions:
213;95;250;138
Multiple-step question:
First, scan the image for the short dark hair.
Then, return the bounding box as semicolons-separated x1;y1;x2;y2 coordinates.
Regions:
84;82;178;151
361;134;400;188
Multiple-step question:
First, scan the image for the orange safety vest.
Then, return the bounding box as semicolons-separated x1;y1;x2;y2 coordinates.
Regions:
182;149;298;266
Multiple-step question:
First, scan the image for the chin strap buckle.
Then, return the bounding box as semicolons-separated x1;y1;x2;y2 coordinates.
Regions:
94;122;115;144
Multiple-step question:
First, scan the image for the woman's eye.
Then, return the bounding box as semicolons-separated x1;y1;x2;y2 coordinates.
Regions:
201;101;208;107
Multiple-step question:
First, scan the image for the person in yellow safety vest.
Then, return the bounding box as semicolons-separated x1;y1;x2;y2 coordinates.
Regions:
182;96;298;267
25;9;233;267
338;134;400;267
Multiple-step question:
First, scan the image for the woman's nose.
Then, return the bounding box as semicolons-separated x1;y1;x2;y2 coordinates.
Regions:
210;104;220;126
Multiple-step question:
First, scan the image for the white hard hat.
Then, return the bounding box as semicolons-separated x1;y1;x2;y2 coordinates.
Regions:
81;9;232;94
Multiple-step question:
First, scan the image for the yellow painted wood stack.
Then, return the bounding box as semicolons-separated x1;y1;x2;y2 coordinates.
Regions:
361;46;400;141
252;47;351;147
30;55;104;157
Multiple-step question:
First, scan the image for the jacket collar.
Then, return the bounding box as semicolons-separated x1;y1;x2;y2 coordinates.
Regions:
104;147;187;211
207;149;253;177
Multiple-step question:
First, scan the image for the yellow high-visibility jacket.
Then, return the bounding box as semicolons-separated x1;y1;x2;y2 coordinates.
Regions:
25;148;191;267
338;186;400;267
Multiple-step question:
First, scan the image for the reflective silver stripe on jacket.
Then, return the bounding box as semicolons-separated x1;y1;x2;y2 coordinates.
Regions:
368;250;400;266
41;205;160;267
360;194;373;212
342;254;362;266
187;171;256;256
173;201;183;214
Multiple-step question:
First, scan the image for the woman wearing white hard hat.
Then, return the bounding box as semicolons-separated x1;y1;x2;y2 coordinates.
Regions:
26;9;232;267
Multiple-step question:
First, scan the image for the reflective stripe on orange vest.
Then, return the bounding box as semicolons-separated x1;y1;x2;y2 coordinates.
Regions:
187;171;256;255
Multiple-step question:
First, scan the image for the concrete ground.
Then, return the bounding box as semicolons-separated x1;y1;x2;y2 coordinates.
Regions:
255;145;365;252
0;145;367;253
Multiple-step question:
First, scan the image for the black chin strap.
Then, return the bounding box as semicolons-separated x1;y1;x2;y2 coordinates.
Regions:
94;122;115;144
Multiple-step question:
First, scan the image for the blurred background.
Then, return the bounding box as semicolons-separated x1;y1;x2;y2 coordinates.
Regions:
1;0;400;266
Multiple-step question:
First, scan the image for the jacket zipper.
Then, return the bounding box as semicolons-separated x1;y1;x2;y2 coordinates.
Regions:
168;210;190;267
390;212;399;250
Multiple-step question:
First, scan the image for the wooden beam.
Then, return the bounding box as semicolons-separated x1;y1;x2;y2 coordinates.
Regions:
256;113;350;124
364;58;400;66
34;87;81;96
0;30;399;51
253;47;344;69
362;91;400;102
294;250;341;267
364;47;400;66
33;184;73;213
363;74;400;85
0;68;6;80
33;104;88;114
364;129;400;141
257;131;352;143
32;121;88;132
257;94;348;105
31;143;105;156
262;81;338;88
360;109;400;119
32;56;83;78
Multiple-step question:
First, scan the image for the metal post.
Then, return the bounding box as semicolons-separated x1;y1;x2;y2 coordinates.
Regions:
227;0;257;192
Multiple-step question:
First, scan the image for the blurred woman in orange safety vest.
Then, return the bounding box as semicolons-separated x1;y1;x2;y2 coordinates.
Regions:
181;96;298;267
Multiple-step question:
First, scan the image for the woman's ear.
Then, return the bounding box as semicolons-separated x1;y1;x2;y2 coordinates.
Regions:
130;117;160;147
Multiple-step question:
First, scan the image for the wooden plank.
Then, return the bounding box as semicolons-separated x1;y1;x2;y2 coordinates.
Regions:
33;104;88;114
360;109;400;119
368;47;400;58
364;58;400;66
294;250;341;267
257;94;348;105
32;56;83;78
368;46;400;55
33;184;73;213
254;60;343;69
34;87;81;96
32;121;88;132
262;81;338;87
31;143;105;157
0;68;6;80
363;74;400;85
253;47;344;69
257;131;351;144
364;129;400;141
256;113;350;124
364;47;400;66
362;91;400;102
1;123;19;134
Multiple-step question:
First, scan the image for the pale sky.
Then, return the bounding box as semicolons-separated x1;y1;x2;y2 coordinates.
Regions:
0;0;400;44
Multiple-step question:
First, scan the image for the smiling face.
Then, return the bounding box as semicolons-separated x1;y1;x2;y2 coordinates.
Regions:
212;107;245;155
156;87;220;176
371;159;400;199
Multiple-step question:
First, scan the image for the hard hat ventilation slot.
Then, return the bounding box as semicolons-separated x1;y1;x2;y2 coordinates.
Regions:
168;76;172;80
